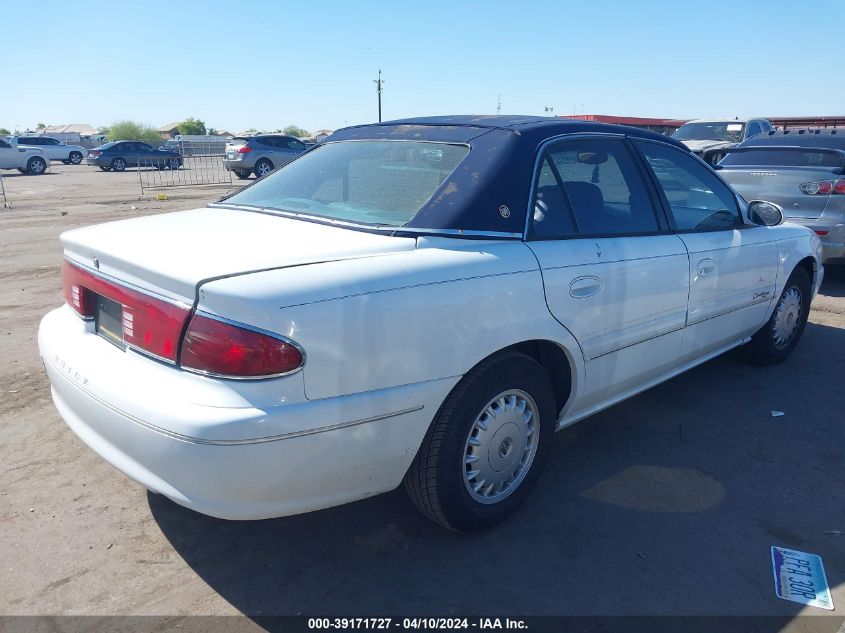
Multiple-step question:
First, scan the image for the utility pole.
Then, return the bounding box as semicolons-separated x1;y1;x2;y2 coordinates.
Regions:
373;69;385;122
497;95;502;115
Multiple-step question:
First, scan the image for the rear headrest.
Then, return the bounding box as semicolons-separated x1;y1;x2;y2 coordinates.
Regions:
563;181;604;211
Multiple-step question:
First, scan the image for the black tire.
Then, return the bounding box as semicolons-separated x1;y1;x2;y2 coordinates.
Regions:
26;157;47;175
68;152;83;165
61;160;70;165
99;166;111;172
404;350;556;532
111;157;126;172
167;157;180;170
17;168;27;174
235;170;251;179
254;158;274;178
747;267;811;365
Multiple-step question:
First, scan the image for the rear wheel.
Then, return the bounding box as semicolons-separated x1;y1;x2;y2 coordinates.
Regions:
111;157;126;172
26;157;47;175
254;158;273;178
404;351;556;532
68;151;83;165
747;267;811;365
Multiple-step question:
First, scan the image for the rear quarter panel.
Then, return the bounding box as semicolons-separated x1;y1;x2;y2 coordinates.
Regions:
195;238;585;403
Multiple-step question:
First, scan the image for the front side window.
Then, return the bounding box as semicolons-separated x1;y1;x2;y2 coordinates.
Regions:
746;122;762;138
532;138;658;238
635;140;740;231
225;141;469;226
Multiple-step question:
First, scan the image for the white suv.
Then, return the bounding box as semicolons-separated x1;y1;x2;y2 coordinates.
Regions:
0;138;48;174
11;136;87;165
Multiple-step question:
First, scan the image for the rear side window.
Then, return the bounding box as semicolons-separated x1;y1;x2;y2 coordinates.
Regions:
0;140;10;149
531;138;658;238
635;140;740;231
20;137;39;144
746;122;762;138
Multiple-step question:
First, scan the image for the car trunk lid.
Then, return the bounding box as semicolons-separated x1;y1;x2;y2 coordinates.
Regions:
720;166;839;220
61;206;417;302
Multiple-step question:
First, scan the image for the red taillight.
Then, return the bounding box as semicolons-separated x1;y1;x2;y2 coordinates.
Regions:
237;146;252;154
89;150;100;157
815;230;829;236
800;179;845;195
61;260;190;362
180;314;303;378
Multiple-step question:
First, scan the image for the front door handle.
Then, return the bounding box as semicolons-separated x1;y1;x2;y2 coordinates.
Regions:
569;276;602;298
697;258;717;277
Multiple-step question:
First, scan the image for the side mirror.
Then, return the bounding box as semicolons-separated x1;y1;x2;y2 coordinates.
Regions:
748;200;784;227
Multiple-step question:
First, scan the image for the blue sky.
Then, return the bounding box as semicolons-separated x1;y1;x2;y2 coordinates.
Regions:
3;0;842;134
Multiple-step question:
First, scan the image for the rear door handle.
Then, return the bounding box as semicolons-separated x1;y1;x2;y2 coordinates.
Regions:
697;258;717;277
569;276;602;298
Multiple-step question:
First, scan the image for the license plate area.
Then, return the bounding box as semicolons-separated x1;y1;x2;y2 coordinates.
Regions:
94;294;126;349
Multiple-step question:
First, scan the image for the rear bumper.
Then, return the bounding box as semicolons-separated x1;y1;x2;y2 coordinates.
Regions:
786;219;845;263
38;306;454;520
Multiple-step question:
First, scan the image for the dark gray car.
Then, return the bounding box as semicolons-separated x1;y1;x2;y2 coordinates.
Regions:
224;135;308;179
718;129;845;264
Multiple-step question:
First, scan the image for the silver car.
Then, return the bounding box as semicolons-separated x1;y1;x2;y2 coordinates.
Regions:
718;128;845;264
224;135;308;179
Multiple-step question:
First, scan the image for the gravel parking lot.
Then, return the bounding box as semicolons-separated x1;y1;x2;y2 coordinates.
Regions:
1;165;844;622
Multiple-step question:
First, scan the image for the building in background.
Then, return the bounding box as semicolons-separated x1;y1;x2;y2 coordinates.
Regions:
38;123;98;143
557;114;687;135
156;123;181;140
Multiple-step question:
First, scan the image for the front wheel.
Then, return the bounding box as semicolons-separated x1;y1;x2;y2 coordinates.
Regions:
68;152;83;165
747;267;811;365
26;157;47;175
404;351;556;532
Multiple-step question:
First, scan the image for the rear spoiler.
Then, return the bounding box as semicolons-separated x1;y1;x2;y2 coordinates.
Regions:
705;145;845;173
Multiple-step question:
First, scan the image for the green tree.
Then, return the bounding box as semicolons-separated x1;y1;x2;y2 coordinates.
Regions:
207;127;219;136
103;120;161;143
282;125;309;138
36;122;46;130
178;118;206;135
0;127;10;136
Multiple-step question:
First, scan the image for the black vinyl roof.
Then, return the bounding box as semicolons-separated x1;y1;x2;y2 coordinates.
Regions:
326;116;687;235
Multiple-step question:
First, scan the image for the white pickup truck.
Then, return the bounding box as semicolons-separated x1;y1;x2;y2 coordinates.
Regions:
0;138;48;174
9;136;87;164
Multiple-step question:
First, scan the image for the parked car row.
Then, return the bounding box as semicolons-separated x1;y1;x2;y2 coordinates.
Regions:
39;115;822;532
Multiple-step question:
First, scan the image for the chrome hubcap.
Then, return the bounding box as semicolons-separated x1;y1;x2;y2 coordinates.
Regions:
772;286;802;349
463;390;539;504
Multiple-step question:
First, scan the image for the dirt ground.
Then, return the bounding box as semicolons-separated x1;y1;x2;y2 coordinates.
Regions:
1;165;844;623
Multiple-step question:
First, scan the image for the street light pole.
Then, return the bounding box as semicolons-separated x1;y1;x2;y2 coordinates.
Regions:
373;69;385;123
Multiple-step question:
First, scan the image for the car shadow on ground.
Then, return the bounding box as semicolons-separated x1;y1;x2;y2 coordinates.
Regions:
820;265;845;298
149;320;845;618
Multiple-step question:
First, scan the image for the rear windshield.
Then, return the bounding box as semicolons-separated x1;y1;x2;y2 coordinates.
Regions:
224;140;469;226
720;148;845;168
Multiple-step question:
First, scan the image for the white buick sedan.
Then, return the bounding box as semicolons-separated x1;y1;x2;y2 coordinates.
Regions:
39;116;823;531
